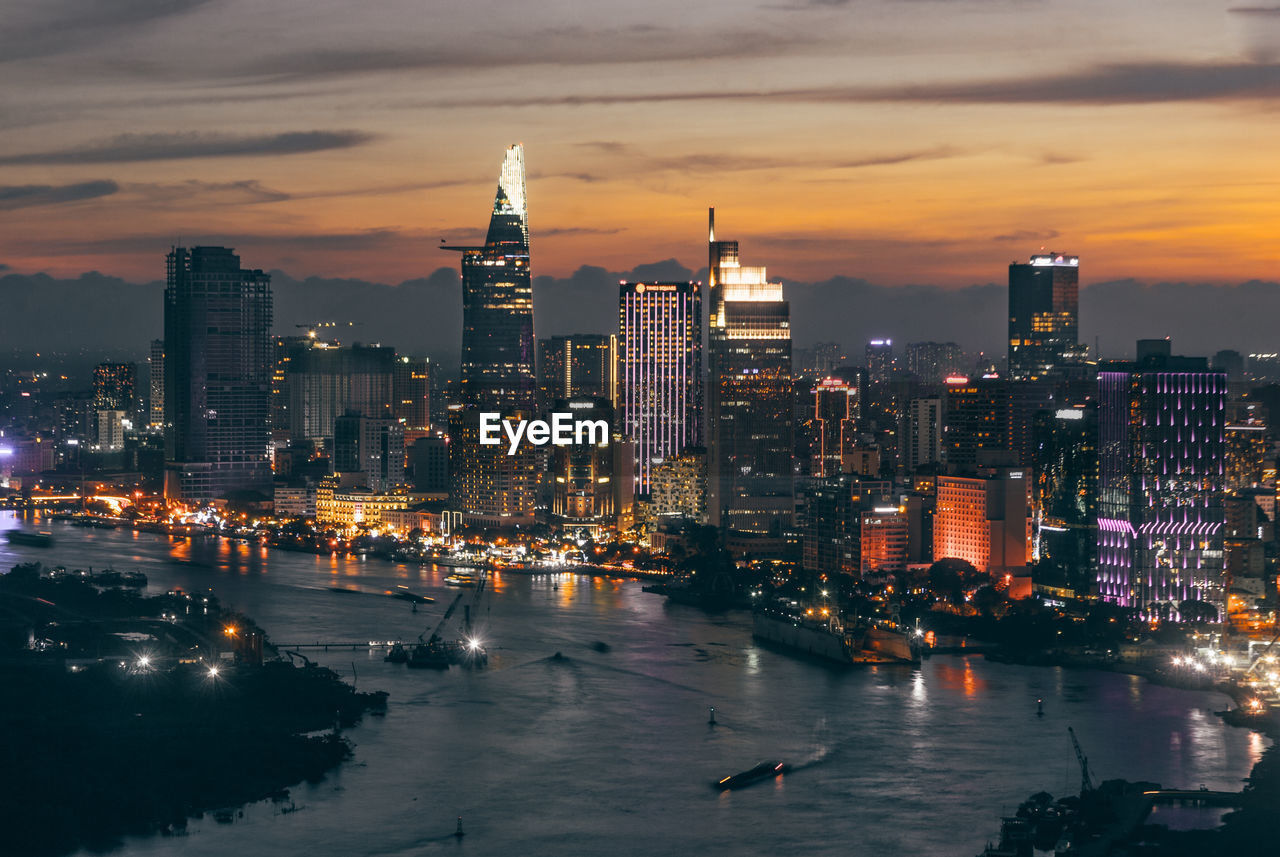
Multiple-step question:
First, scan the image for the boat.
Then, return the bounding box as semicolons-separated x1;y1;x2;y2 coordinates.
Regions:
390;586;435;604
753;606;920;666
714;760;790;790
4;530;54;547
445;572;477;587
384;643;409;663
407;641;452;669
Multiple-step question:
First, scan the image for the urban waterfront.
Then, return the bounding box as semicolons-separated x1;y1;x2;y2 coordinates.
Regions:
1;514;1265;857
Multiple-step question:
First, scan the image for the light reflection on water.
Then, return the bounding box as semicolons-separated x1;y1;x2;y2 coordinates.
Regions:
0;512;1268;857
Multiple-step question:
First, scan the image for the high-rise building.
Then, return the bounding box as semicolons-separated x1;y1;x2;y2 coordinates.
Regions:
93;362;136;412
284;340;396;445
707;209;794;546
148;341;165;429
934;468;1031;578
649;447;708;523
618;281;702;494
449;144;535;414
861;504;909;579
393;356;432;431
1032;404;1098;596
905;342;963;385
905;397;943;472
943;376;1010;474
549;398;629;534
865;339;894;386
811;377;857;478
538;335;617;406
163;246;273;503
410;435;450;494
1008;253;1084;381
1097;348;1227;620
446;146;539;527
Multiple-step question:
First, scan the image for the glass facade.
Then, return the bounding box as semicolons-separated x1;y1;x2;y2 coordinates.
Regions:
618;281;702;494
1097;365;1227;619
1008;253;1084;381
163;246;273;502
707;209;794;542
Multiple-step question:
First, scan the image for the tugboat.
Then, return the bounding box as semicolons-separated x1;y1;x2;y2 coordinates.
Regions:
714;761;790;790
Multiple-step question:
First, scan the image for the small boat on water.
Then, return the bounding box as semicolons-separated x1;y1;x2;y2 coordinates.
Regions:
445;572;477;587
715;761;790;790
385;643;409;664
5;530;54;547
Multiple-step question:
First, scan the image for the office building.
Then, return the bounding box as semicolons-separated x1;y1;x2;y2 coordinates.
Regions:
905;397;943;472
707;209;794;547
410;435;450;493
148;341;164;429
865;340;894;386
1097;348;1227;620
1032;404;1098;596
539;334;617;406
93;362;135;412
163;246;273;502
284;340;396;445
618;281;702;493
811;378;857;478
549;398;631;534
861;504;909;579
905;342;963;385
393;356;432;431
1008;252;1085;381
448;144;535;414
943;376;1010;474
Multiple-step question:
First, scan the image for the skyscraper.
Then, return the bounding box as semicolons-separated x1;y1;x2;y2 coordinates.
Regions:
148;340;165;429
538;334;617;406
163;246;273;502
1097;348;1227;620
811;377;857;478
1032;404;1098;596
618;281;702;494
707;209;794;547
1008;253;1084;381
865;339;894;386
393;356;432;431
93;362;136;412
905;341;963;385
449;144;535;413
943;376;1010;474
446;146;538;527
283;340;396;445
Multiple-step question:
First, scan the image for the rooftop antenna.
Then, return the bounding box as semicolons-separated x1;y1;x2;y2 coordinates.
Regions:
708;207;715;243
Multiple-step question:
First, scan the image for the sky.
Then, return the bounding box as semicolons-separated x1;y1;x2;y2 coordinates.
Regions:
3;0;1280;289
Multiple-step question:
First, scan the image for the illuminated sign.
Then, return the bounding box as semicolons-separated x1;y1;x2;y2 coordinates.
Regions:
1055;409;1084;420
480;412;609;456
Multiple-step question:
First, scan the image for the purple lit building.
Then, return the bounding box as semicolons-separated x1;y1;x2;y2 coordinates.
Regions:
1097;347;1227;621
618;281;702;494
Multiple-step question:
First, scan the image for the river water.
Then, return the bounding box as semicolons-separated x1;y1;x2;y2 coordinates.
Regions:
1;512;1267;857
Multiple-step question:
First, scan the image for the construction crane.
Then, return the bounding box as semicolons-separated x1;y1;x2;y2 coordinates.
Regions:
1068;727;1095;795
1245;626;1280;678
420;592;466;646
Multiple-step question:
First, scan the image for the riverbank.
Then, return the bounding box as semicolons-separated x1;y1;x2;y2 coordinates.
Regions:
0;564;387;857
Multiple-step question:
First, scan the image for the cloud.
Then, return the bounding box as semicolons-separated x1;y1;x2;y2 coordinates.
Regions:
425;61;1280;109
0;180;119;210
1229;6;1280;14
126;179;291;205
0;130;374;165
992;229;1060;242
1;0;214;63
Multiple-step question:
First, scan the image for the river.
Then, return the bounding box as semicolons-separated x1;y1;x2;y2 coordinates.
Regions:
1;512;1267;856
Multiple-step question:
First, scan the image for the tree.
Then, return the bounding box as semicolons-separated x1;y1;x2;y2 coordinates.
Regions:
1178;598;1219;626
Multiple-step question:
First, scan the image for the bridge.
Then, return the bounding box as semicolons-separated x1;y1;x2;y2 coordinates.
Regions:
273;641;403;651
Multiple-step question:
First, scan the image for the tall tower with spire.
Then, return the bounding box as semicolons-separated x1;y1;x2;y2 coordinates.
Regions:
449;144;535;413
444;145;539;527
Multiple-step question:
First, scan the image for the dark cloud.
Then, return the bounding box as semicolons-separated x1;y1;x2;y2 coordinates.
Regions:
1;0;214;63
427;61;1280;109
992;229;1060;243
0;180;118;210
126;179;291;205
0;130;374;165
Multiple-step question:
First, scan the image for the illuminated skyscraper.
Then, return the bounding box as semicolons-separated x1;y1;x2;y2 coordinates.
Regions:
164;246;272;502
148;340;165;429
93;362;136;412
811;377;857;478
905;341;963;385
445;145;538;527
944;376;1010;474
865;340;894;386
1008;253;1084;381
707;209;793;546
618;281;702;494
1032;404;1097;596
393;356;432;431
449;144;535;413
1097;349;1227;620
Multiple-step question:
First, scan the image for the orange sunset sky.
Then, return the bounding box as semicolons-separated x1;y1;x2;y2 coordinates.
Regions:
4;0;1280;287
